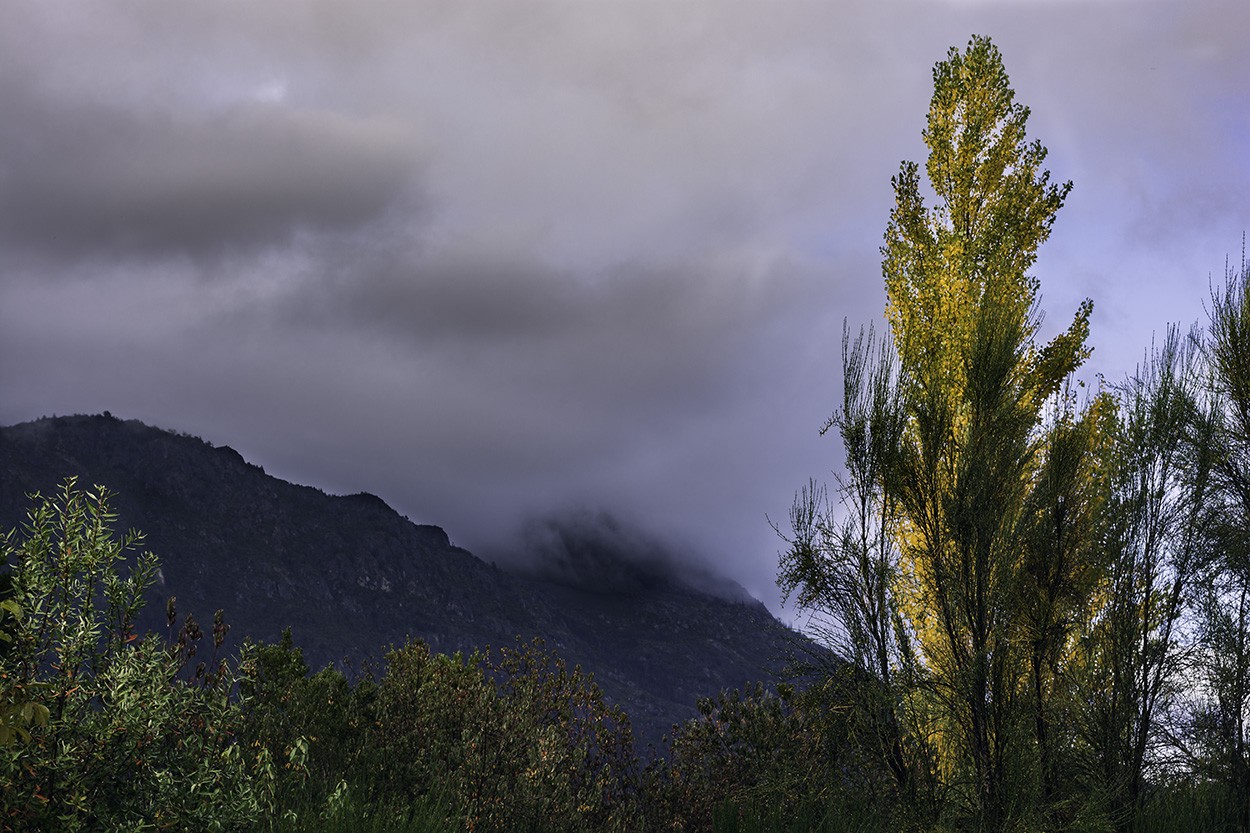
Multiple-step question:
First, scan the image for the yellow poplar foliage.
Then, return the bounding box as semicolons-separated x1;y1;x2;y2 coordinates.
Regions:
879;36;1099;784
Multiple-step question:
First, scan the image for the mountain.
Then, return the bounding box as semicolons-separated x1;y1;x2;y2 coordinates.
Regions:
0;413;812;749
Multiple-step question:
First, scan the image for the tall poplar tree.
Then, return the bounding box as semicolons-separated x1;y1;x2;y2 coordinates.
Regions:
779;35;1112;829
881;35;1093;827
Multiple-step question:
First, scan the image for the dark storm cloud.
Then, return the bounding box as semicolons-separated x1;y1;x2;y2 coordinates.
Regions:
274;237;814;405
0;82;417;259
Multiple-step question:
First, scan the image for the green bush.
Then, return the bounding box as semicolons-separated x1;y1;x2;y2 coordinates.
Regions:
661;681;870;833
239;629;373;814
483;639;642;832
0;479;272;832
355;637;643;832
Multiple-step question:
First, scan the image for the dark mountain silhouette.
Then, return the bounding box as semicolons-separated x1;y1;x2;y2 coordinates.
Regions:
0;413;812;749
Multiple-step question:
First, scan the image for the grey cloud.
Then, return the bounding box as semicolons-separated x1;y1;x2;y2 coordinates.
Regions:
315;251;587;346
332;253;792;349
263;239;824;429
0;82;418;260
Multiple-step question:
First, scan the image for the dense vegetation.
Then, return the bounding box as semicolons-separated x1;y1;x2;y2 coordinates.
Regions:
777;34;1250;833
1;35;1247;833
0;479;864;832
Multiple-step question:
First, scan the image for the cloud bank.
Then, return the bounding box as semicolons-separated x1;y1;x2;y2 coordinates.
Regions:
2;0;1247;614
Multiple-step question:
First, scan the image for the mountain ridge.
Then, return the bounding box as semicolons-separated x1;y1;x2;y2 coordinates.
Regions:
0;413;811;749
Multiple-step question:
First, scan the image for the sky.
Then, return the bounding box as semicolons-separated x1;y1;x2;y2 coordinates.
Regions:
2;0;1248;619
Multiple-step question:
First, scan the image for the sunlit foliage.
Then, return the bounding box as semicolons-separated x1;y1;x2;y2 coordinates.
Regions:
0;480;274;832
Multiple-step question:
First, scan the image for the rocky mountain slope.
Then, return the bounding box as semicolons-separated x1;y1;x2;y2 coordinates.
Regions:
0;414;811;749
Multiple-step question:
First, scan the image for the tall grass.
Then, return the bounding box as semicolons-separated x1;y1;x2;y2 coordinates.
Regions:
707;781;1247;833
1135;783;1241;833
251;785;1245;833
711;796;902;833
254;788;457;833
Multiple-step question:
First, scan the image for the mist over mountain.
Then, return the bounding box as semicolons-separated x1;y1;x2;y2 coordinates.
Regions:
509;510;754;602
0;413;813;749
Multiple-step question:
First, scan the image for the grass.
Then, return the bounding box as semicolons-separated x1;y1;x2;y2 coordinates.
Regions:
1135;783;1242;833
255;788;458;833
251;782;1246;833
711;795;904;833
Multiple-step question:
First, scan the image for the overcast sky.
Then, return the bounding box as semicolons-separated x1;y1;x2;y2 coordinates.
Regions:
2;0;1247;618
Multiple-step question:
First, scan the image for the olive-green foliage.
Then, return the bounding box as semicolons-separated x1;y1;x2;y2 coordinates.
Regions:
0;576;50;747
0;479;270;832
486;639;641;831
879;34;1097;829
777;33;1250;831
364;641;492;810
241;631;895;833
239;629;373;814
662;682;870;833
784;34;1172;833
243;631;649;832
255;786;457;833
366;637;641;833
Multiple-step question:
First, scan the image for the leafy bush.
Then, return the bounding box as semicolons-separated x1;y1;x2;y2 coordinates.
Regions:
483;639;642;832
354;637;643;832
0;479;272;832
661;681;865;833
239;629;373;813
